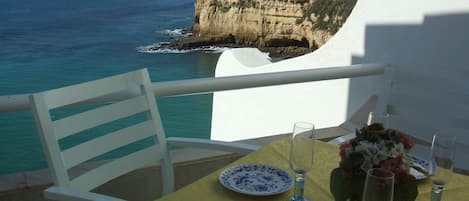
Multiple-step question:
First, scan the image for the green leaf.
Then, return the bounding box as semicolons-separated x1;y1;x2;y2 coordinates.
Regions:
330;168;348;201
393;175;418;201
330;168;365;201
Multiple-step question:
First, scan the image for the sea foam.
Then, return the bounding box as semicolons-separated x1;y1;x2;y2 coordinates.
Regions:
137;42;230;54
157;28;193;37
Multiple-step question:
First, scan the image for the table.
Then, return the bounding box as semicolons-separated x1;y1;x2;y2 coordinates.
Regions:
157;137;469;201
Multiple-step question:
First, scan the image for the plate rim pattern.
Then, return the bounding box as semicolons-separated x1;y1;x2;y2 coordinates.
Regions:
410;154;436;180
218;163;293;196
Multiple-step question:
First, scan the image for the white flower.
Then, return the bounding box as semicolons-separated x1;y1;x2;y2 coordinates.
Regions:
351;139;410;173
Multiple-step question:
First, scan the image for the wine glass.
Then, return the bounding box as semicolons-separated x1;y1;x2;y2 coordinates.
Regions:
289;122;315;201
429;134;456;201
362;168;395;201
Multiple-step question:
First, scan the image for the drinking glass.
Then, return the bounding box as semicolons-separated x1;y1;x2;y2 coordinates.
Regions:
289;122;315;201
362;168;395;201
429;134;456;201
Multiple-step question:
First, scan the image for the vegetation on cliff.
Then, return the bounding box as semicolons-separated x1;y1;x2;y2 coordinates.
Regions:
307;0;357;32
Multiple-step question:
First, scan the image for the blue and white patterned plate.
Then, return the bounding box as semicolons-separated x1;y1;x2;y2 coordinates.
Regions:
219;164;294;196
410;154;436;180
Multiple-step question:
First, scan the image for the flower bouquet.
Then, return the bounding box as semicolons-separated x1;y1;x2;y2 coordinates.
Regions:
330;123;419;201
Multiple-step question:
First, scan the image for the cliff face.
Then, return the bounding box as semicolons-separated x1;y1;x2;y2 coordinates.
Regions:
193;0;356;51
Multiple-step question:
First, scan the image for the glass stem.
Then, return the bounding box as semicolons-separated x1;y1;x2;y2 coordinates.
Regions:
292;172;306;201
430;182;444;201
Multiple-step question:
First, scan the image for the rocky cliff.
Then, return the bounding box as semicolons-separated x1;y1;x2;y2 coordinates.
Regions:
174;0;356;57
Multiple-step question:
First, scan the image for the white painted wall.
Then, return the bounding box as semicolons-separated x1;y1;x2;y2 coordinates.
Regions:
211;0;469;151
211;48;355;141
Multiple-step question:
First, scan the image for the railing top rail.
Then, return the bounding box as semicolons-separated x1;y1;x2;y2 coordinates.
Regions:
0;63;387;114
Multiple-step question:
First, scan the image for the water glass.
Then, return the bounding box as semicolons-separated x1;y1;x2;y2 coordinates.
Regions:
429;134;456;201
362;168;395;201
289;122;315;201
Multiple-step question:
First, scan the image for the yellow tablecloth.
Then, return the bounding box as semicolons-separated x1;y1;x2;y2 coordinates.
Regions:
157;137;469;201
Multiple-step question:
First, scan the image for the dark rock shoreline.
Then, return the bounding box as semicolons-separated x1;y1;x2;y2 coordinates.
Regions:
151;30;314;58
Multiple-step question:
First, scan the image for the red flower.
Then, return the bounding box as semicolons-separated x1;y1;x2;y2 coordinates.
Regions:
339;142;352;160
379;155;409;184
399;133;414;149
380;157;401;172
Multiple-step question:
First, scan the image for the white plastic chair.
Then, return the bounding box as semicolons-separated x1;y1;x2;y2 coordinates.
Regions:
30;68;258;201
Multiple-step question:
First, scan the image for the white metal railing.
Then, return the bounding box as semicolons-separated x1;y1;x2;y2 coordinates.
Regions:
0;63;387;114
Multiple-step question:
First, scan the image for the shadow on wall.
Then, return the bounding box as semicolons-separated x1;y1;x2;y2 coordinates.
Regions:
347;13;469;169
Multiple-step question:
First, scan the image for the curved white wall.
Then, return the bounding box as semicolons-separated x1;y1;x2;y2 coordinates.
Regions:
211;0;469;143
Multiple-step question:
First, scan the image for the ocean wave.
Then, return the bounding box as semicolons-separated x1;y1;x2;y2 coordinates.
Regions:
137;42;230;54
157;28;193;37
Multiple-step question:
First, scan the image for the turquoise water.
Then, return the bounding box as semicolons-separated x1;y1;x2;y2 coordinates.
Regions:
0;0;218;174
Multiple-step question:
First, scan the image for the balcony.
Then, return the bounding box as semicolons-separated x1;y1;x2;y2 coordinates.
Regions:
1;0;468;200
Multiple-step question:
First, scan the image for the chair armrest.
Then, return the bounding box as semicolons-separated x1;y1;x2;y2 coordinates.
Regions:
167;137;259;155
45;186;126;201
327;132;356;145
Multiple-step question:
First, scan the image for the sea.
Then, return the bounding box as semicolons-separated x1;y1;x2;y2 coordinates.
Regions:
0;0;224;175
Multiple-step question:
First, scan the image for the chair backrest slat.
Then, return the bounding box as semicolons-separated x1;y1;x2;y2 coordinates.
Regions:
62;120;156;169
53;95;149;140
29;68;174;194
70;146;162;191
43;72;145;109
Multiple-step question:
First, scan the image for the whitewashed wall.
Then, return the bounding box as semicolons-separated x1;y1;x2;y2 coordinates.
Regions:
211;0;469;149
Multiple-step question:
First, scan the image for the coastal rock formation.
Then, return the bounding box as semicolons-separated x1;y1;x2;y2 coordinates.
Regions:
188;0;356;57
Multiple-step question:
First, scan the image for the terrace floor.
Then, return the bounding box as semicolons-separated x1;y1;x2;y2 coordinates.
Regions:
0;126;350;201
